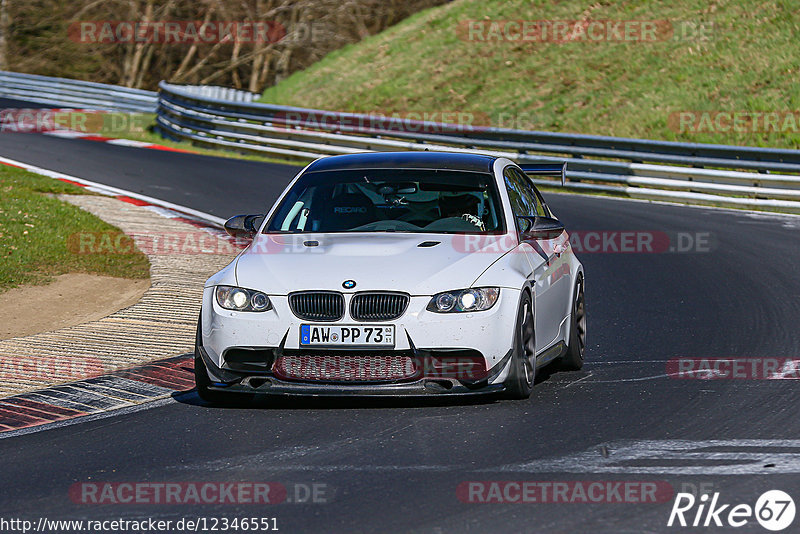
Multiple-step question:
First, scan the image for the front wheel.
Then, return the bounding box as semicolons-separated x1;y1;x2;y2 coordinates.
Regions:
194;351;228;404
560;276;586;371
503;292;536;399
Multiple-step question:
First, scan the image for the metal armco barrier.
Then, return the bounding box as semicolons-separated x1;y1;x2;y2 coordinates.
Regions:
168;84;258;103
155;82;800;213
0;71;158;113
0;71;257;114
3;70;800;213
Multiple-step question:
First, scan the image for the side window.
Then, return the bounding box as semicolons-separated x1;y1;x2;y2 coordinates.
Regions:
504;166;545;217
503;167;536;218
511;168;549;217
531;186;551;218
503;167;525;218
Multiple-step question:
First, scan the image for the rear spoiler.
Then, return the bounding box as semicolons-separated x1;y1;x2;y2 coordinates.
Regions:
520;162;567;186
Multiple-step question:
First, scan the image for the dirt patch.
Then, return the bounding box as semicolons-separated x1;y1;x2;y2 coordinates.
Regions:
0;274;150;340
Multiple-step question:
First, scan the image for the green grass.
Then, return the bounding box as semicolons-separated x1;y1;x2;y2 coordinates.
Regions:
259;0;800;149
0;166;150;291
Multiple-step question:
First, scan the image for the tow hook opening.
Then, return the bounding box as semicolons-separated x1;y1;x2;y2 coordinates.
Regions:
424;379;455;391
242;377;272;389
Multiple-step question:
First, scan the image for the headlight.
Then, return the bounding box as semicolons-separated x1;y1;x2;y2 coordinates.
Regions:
426;288;500;313
215;285;272;312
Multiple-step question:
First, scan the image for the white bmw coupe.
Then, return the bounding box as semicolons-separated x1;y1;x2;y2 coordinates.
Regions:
195;152;585;401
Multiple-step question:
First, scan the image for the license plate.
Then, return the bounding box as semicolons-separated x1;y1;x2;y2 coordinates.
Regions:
300;325;395;347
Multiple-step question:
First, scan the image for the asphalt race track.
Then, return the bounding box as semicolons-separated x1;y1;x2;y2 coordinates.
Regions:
1;126;800;532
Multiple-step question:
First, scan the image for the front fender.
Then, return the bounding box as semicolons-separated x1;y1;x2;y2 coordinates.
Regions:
204;257;239;289
471;246;531;291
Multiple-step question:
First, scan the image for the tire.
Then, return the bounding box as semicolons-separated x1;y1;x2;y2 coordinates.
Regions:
560;275;586;371
503;291;536;399
194;313;242;405
194;351;224;404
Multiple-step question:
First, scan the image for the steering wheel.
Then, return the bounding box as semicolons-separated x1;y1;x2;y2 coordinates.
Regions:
461;213;485;230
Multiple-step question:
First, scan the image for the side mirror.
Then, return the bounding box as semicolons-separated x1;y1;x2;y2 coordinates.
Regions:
224;214;265;239
518;216;565;241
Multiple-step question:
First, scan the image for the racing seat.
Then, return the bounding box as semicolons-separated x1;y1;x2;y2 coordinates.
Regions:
440;193;480;219
319;192;378;231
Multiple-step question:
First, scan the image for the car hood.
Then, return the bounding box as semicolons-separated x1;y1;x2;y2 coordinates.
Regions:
234;233;513;295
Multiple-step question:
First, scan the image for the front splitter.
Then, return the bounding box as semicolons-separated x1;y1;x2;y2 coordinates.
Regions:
208;377;505;397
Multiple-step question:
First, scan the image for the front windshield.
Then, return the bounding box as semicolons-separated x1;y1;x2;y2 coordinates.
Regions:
266;168;505;234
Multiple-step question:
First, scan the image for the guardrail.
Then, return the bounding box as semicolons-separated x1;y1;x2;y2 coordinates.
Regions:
0;71;158;113
0;71;258;113
0;72;259;113
156;82;800;214
3;71;800;214
168;84;259;103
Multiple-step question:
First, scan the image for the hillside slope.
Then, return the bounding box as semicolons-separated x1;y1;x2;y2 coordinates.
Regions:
260;0;800;148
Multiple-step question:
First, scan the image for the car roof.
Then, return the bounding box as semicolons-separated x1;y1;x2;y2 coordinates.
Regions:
304;151;497;174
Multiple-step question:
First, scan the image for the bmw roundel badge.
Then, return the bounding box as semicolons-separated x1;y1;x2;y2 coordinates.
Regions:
342;280;357;289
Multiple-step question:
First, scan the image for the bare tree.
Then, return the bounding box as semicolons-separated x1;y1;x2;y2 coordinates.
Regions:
171;0;215;83
4;0;449;92
0;0;9;70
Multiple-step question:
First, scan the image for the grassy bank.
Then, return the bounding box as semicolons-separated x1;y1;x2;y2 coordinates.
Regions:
0;166;150;291
259;0;800;149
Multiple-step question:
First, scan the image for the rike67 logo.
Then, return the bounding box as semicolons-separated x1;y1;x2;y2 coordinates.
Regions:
668;490;795;531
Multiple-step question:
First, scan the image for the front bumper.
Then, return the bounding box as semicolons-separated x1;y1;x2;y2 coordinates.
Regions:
197;345;511;397
201;286;521;385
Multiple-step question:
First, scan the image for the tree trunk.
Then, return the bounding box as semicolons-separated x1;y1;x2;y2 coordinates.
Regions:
0;0;8;71
172;0;215;83
230;40;242;88
125;0;154;87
